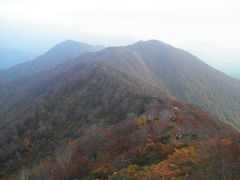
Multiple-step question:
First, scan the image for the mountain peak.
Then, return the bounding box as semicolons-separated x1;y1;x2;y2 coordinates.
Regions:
133;39;174;49
0;40;104;83
48;40;93;54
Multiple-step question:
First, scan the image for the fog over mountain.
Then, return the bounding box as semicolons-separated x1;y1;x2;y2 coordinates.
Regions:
1;0;240;76
0;40;104;83
0;49;37;69
193;51;240;79
180;42;240;79
1;0;240;57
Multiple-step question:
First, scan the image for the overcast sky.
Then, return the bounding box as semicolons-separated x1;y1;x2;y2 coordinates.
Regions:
0;0;240;54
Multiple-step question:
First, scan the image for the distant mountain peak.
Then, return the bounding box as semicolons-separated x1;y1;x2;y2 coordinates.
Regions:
0;40;105;83
60;39;78;43
47;40;93;54
133;39;174;49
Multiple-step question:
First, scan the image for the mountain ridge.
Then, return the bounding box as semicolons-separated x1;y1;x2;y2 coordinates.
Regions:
0;40;240;179
90;40;240;128
2;39;239;127
0;54;239;179
0;40;104;83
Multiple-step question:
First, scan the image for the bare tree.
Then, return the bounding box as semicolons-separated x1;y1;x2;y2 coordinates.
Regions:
17;169;28;180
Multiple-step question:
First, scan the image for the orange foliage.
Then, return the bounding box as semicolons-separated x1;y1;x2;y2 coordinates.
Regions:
135;115;148;127
153;119;161;126
23;136;31;147
192;108;207;120
143;145;199;178
145;138;156;149
68;138;76;145
134;146;148;156
168;145;199;163
104;130;116;140
127;166;136;175
219;138;232;146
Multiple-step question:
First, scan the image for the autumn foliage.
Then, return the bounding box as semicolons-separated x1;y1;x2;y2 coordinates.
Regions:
17;103;240;180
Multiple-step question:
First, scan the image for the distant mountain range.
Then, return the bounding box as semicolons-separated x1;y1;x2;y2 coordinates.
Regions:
0;40;239;179
0;40;104;83
0;49;37;69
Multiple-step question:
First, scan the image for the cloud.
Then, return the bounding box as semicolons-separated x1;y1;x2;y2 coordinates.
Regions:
0;0;240;51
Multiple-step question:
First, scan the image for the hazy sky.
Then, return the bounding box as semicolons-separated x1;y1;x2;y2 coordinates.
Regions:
0;0;240;54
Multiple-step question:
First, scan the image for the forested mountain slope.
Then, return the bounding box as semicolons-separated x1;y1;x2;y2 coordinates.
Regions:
0;40;240;179
0;59;239;179
79;40;240;128
0;60;168;176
